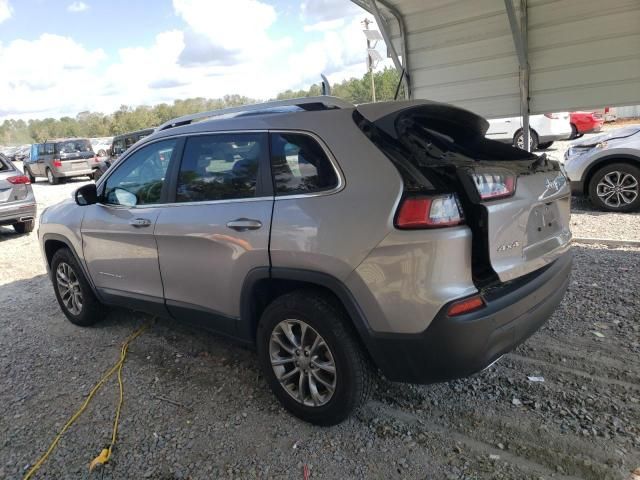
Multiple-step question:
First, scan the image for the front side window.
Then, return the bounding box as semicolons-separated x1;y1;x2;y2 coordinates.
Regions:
270;133;338;195
176;133;263;202
103;139;176;206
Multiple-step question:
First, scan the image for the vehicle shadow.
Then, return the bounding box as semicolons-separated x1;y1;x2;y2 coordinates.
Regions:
571;195;640;216
0;225;32;242
1;244;639;478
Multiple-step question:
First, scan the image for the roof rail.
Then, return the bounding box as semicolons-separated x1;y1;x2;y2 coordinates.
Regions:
157;96;354;131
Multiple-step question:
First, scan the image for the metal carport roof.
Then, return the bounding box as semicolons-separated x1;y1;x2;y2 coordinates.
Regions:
353;0;640;120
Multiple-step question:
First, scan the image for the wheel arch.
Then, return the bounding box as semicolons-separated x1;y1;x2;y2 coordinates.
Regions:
581;154;640;196
42;233;99;296
240;268;378;366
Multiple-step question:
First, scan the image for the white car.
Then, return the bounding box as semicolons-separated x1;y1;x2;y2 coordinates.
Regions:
486;113;572;150
90;137;113;157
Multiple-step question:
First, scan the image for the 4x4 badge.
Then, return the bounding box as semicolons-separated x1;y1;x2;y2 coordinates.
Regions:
497;241;520;252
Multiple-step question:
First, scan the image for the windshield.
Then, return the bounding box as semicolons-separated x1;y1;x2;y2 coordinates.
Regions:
55;139;93;154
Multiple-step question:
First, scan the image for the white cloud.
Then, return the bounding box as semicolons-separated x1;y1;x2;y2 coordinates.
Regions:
0;34;105;118
173;0;290;67
0;0;395;120
300;0;362;25
0;0;13;23
67;1;89;13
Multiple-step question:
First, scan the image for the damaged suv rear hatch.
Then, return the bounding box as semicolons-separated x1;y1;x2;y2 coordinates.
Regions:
355;100;572;287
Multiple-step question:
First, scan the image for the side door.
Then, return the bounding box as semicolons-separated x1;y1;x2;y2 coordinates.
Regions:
154;132;273;337
486;117;515;141
81;137;181;316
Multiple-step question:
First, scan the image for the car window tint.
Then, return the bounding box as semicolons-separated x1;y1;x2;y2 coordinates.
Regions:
103;139;176;206
176;134;262;202
270;133;338;195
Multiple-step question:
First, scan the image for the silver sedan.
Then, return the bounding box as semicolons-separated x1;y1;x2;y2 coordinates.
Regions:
564;125;640;212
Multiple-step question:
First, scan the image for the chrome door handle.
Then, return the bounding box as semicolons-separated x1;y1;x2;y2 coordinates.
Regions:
226;218;262;231
129;218;152;227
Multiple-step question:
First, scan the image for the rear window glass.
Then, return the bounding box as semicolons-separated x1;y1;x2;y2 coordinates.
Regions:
270;133;338;195
176;133;263;202
55;140;93;155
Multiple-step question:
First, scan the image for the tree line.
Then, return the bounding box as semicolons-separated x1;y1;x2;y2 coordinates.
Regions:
0;68;401;145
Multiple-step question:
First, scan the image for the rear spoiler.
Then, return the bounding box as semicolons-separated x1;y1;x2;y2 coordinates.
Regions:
356;100;490;141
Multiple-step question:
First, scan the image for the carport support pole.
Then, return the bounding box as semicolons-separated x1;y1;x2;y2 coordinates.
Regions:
505;0;531;151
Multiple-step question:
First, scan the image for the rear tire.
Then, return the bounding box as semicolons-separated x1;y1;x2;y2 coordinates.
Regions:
569;123;578;140
513;129;539;151
13;219;35;234
51;248;108;326
588;163;640;212
257;290;372;425
24;167;36;183
538;141;554;150
46;168;59;185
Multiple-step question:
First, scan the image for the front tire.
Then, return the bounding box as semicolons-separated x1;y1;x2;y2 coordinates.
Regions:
51;248;108;326
513;129;539;151
257;290;372;425
13;219;35;234
588;163;640;212
46;168;59;185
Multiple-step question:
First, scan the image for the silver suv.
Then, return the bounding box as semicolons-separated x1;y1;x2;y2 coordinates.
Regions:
38;97;573;425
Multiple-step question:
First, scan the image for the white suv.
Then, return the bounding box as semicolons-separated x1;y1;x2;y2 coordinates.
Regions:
486;113;572;150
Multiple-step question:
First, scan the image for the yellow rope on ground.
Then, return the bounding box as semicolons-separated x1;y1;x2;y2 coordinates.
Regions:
23;322;150;480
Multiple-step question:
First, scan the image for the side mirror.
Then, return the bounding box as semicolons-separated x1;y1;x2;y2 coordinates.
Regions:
75;183;98;206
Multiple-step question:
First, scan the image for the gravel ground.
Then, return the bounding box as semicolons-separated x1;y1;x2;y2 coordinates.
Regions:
1;170;639;479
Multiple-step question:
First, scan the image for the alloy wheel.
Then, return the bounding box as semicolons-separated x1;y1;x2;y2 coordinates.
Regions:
269;319;337;407
596;171;639;208
56;262;83;315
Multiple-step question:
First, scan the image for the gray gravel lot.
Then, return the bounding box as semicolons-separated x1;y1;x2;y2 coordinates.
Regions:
1;171;639;479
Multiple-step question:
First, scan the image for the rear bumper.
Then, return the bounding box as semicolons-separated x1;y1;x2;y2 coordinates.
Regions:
367;250;572;383
0;202;37;225
55;169;94;178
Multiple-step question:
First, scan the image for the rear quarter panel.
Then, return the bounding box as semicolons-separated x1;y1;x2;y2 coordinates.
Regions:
269;109;403;280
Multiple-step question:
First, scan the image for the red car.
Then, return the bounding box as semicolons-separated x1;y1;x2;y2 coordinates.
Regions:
569;111;604;139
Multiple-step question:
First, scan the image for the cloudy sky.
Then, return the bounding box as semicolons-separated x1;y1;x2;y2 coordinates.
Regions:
0;0;390;121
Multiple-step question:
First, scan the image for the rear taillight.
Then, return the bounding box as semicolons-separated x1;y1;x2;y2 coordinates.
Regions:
604;107;610;113
470;170;516;201
7;175;31;185
395;194;464;229
447;295;485;316
543;113;559;119
53;160;62;168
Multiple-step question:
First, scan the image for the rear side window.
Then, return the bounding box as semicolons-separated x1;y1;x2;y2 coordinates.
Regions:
270;133;338;195
44;143;54;155
176;133;264;202
0;156;9;171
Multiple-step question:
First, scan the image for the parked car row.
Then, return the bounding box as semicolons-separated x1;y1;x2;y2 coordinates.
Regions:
486;107;617;151
24;139;98;184
0;144;31;162
0;153;36;233
564;125;640;212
